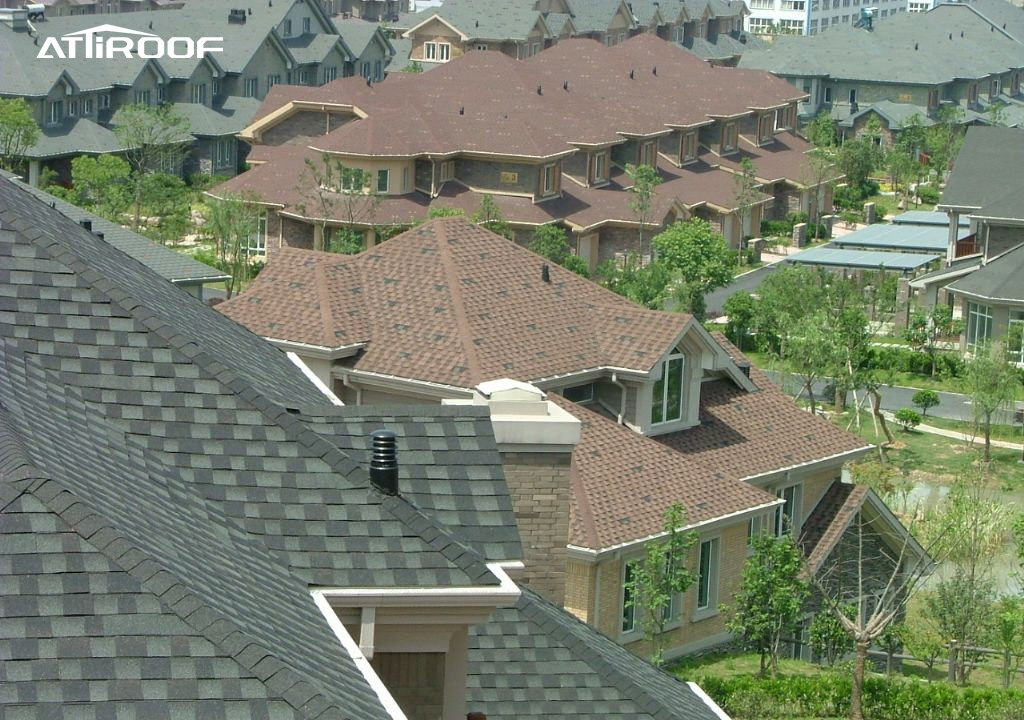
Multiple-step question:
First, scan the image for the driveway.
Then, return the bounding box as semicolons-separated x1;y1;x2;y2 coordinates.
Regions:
705;264;779;317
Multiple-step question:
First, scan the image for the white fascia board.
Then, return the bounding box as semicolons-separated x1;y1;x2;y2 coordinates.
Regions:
317;562;521;608
286;351;344;406
739;445;873;484
687;681;732;720
311;591;408;719
266;336;364;360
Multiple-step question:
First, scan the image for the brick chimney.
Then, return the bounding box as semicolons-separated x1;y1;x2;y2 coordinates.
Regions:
445;379;581;605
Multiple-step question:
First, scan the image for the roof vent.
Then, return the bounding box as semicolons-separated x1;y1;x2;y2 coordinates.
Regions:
629;68;635;79
960;30;964;37
369;429;398;495
949;32;952;39
475;19;479;27
228;7;247;22
914;42;918;49
94;231;105;241
148;20;153;29
563;80;569;90
79;219;92;232
652;65;657;75
542;263;550;283
459;105;464;115
537;85;543;95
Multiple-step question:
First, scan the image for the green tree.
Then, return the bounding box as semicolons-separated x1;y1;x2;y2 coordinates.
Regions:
296;152;381;253
783;310;838;416
894;408;922;432
731;158;760;260
723;291;757;351
472;194;513;239
809;605;855;667
62;154;133;221
878;622;904;675
529;224;571;265
625;163;663;257
138;173;192;246
725;534;809;678
651;219;734;320
113;103;192;229
427;206;465;218
903;304;961;376
624;504;698;666
202;191;262;298
836;136;881;191
990;596;1024;688
0;97;39;172
597;256;673;310
912;389;940;417
902;619;946;683
926;105;966;177
924;572;996;685
805;111;838;150
753;266;827;352
964;342;1020;461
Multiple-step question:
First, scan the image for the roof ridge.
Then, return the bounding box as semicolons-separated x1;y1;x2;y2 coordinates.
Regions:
431;219;485;384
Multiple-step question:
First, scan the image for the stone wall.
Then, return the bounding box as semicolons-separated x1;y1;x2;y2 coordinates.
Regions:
500;450;572;604
371;652;444;720
456;158;538;196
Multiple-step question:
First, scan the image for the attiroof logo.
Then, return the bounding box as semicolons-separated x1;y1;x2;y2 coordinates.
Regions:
36;24;223;60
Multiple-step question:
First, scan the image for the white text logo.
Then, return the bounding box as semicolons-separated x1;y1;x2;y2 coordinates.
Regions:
37;25;223;60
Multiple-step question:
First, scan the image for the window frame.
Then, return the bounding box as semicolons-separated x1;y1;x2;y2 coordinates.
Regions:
541;163;556;196
966;301;993;353
721;122;738;153
302;17;311;34
621;560;638;634
283;18;292;36
247;211;268;256
439;160;455;182
651;352;685;426
1008;310;1024;365
681;132;698;164
591;151;608;184
563;383;595;404
695;537;720;615
244;77;259;98
774;483;801;537
376;169;389;193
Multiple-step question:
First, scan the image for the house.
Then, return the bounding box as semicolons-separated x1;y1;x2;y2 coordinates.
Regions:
739;0;1024;134
917;127;1024;361
1;170;229;297
334;17;397;80
0;0;184;16
0;155;737;720
210;33;822;265
743;0;907;35
0;0;394;184
216;216;925;659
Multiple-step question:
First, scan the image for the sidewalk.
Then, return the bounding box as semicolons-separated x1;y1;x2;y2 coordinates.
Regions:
881;410;1024;451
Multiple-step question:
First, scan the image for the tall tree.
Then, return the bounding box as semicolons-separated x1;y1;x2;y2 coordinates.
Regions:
529;224;589;277
902;304;960;377
472;194;514;239
624;504;698;666
725;534;809;678
925;105;965;177
964;342;1020;461
784;310;838;416
113;103;192;229
625;163;662;258
296;152;381;252
0;97;39;173
203;191;262;298
59;154;133;222
731;158;760;260
651;218;734;320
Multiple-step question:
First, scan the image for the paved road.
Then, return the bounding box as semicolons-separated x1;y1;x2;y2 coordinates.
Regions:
705;264;779;317
764;370;1023;426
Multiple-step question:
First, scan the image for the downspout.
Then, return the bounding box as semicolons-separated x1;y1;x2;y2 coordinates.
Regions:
611;372;626;425
341;372;363;405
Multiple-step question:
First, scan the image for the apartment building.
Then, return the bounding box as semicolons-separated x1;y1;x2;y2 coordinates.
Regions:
744;0;906;35
0;0;184;15
215;215;925;660
740;0;1024;135
0;0;393;184
211;33;824;266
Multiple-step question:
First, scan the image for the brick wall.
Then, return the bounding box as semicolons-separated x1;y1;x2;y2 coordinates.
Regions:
371;652;444;720
564;558;595;622
500;451;572;604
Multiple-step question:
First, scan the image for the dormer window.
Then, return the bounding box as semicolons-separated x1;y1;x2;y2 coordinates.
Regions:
968;83;979;106
639;140;656;167
651;353;684;425
721;123;738;154
540;163;559;197
590;151;608;185
681;132;697;164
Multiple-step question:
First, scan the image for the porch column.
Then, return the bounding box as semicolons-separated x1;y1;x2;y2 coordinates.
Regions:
28;160;41;187
364;227;376;249
946;211;959;266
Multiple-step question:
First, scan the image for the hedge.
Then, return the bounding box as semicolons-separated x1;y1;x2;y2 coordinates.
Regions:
697;674;1024;720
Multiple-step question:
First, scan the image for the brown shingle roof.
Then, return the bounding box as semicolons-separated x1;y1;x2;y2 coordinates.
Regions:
217;217;690;386
555;395;778;550
799;482;869;575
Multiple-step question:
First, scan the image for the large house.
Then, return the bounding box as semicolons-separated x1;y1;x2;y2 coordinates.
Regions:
0;0;183;15
0;156;738;720
739;0;1024;136
216;216;926;660
0;0;394;184
210;33;825;268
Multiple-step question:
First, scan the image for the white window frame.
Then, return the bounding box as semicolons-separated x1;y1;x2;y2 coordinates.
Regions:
245;77;259;98
774;483;801;537
651;352;685;426
542;163;556;195
439;160;455;182
340;167;366;193
134;90;151;105
376;169;389;193
439;42;451;61
621;560;638;634
1008;310;1024;365
68;100;78;117
681;132;697;164
247;211;268;256
303;17;311;33
591;151;608;183
99;93;111;110
48;101;63;125
967;302;993;353
83;98;93;115
695;537;720;616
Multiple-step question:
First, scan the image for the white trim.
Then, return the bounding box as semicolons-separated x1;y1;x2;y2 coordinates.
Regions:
317;562;521;607
268;337;364;359
687;681;732;720
336;367;476;398
286;351;344;406
311;591;407;719
738;446;871;484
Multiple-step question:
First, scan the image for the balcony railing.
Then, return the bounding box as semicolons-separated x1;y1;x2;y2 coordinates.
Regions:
954;233;979;258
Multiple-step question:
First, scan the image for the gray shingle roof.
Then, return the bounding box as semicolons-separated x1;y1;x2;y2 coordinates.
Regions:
173;96;264;137
27;117;125;160
947;241;1024;302
564;0;633;34
406;0;548;41
2;173;228;286
333;18;395;58
940;126;1024;211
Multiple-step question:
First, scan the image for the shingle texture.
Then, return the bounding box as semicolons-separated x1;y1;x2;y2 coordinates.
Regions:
217;217;691;386
940;126;1024;214
799;482;868;575
947;242;1024;302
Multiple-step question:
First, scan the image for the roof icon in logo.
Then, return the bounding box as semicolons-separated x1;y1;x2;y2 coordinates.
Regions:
60;24;158;37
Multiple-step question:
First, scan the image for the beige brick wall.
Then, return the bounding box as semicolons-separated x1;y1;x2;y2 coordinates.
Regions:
500;451;572;604
564;558;595;622
801;467;842;526
371;652;444;720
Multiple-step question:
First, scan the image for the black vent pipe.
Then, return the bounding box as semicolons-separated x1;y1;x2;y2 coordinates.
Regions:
370;429;398;495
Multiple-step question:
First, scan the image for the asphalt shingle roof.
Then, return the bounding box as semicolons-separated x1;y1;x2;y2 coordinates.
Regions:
405;0;548;41
947;241;1024;302
940;126;1024;211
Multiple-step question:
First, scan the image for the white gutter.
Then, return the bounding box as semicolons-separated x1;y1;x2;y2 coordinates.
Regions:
311;591;408;719
336;367;476;398
687;681;731;720
317;562;521;607
267;336;364;359
567;498;783;561
738;445;872;484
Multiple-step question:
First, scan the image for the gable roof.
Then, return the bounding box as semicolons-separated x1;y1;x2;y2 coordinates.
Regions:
216;217;694;388
404;0;550;41
939;126;1024;211
334;17;396;58
946;241;1024;303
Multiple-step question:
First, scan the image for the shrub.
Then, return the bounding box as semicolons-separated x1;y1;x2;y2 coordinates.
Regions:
893;405;921;431
916;184;941;205
912;389;941;417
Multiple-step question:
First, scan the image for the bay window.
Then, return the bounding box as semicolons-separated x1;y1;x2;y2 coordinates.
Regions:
651;353;685;425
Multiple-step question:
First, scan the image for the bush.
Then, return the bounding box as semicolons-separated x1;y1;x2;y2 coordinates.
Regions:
912;389;940;417
866;346;964;379
894;407;922;431
916;184;941;205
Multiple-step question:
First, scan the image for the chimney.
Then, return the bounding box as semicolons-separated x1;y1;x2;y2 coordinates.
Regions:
369;429;398;495
0;9;29;31
444;380;581;605
79;219;92;232
737;360;751;378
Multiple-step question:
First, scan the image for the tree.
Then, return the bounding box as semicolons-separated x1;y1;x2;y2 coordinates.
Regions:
731;158;760;259
990;596;1024;689
783;311;838;416
651;219;734;320
296;152;381;252
964;342;1020;461
902;619;946;683
202;191;262;298
113;103;192;229
624;504;698;666
0;97;39;172
529;224;571;265
472;194;513;239
835;136;881;191
912;389;940;417
61;154;133;222
723;291;757;351
625;163;662;257
878;622;904;675
138;173;192;246
923;572;996;685
805;111;839;150
725;534;810;678
427;206;465;218
903;304;961;376
894;408;921;432
753;266;827;353
597;256;674;310
809;605;855;667
925;105;965;178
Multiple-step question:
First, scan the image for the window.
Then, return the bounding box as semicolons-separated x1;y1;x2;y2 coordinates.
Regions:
966;302;993;352
267;74;282;89
217;138;232;166
651;353;684;425
99;93;111;110
374;60;382;81
376;169;389;193
475;43;488;50
824;86;833;103
191;83;207;105
758;113;773;141
533;41;541;55
244;77;259;97
681;132;697;163
424;41;451;61
750;0;773;9
990;79;999;98
283;19;292;36
325;66;338;83
696;538;719;612
781;0;805;9
721;123;738;152
640;141;656;166
1008;310;1024;365
46;101;62;126
83;98;93;115
402;167;409;192
247;212;268;255
341;167;366;192
1012;73;1021;96
213;79;221;97
748;17;772;32
779;19;804;33
563;383;594;403
968;83;979;105
747;513;769;545
849;88;857;105
299;70;310;85
134;90;151;105
68;100;78;117
439;160;455;182
927;89;939;109
302;17;311;33
591;151;607;183
775;484;800;536
157;86;166;103
622;561;637;633
541;163;556;195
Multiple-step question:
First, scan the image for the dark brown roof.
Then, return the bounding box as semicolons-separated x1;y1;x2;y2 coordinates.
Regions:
217;217;691;386
799;482;869;575
555;395;778;550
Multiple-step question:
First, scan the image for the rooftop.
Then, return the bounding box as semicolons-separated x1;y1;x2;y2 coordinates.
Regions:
946;242;1024;302
786;246;942;271
830;222;968;253
939;126;1024;214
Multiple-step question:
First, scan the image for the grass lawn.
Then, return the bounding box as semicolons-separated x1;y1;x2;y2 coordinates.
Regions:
673;651;831;682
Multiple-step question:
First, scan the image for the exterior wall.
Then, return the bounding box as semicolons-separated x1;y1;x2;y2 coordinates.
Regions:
407;18;467;63
261;111;355;145
355;35;391;81
455;158;539;197
984;222;1024;260
597;226;645;264
565;558;596;622
277;1;333;38
801;467;842;524
370;652;444;720
187;137;239;178
501;451;572;604
229;38;292;100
